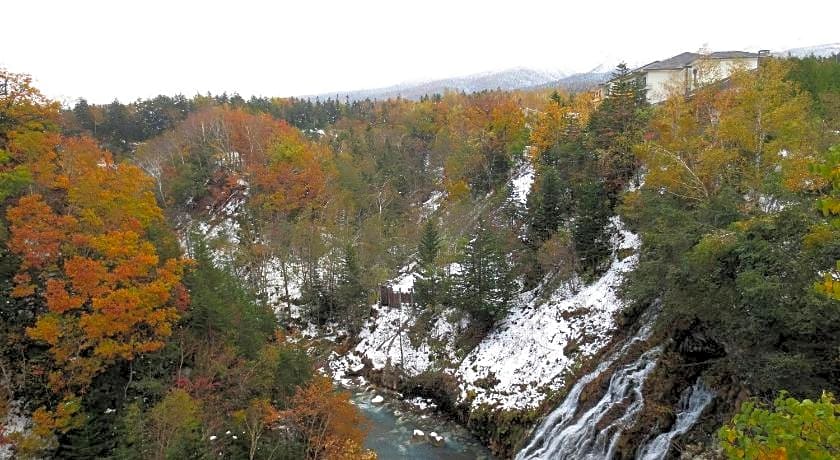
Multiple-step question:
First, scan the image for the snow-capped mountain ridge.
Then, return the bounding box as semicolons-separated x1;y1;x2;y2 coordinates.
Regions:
307;67;567;101
775;42;840;58
303;42;838;102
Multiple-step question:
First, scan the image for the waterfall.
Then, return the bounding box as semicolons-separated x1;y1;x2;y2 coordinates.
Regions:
636;380;714;460
516;309;661;460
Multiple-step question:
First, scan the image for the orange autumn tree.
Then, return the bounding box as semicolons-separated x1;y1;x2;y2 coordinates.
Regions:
249;123;333;219
463;91;527;193
7;136;187;394
133;106;283;208
282;375;375;460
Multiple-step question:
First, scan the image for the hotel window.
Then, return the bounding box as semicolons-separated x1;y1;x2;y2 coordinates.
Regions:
636;75;646;88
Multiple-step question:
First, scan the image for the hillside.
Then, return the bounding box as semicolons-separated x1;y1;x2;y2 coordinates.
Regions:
1;52;839;460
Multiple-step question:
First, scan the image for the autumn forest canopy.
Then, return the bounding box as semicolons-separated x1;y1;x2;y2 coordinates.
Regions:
0;53;839;459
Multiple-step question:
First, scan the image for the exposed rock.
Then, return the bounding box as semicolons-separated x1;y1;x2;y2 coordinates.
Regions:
677;325;725;359
411;429;425;442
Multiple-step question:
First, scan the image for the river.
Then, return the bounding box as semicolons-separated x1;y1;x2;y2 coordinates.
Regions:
351;391;494;460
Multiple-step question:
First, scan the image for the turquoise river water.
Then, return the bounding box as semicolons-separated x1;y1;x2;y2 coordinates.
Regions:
351;391;494;459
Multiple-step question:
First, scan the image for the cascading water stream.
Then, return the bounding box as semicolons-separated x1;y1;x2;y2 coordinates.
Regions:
635;379;714;460
516;308;661;460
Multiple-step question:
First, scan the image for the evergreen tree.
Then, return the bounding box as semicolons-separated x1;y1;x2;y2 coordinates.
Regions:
301;270;335;326
336;245;367;334
529;166;569;243
415;219;442;309
541;138;589;173
72;98;96;134
456;221;514;329
101;99;139;153
185;236;276;358
418;219;441;268
54;392;119;458
587;63;649;201
169;142;215;207
572;180;614;275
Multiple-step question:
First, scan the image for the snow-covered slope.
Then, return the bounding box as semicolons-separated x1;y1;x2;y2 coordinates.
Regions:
525;71;611;92
331;218;639;410
333;303;465;378
331;179;641;412
197;159;641;414
329;262;465;381
0;402;28;460
458;219;640;409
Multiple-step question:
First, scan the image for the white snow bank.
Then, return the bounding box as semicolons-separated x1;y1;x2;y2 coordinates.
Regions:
332;303;460;377
510;160;535;204
389;264;418;293
422;191;446;216
458;217;640;409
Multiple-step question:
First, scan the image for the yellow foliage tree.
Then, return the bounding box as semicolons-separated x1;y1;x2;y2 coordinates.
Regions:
530;92;596;155
638;59;816;210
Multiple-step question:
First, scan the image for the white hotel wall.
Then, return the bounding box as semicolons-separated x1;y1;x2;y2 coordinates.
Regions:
643;58;759;104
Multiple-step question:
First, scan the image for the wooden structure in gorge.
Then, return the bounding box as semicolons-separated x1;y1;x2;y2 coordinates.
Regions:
379;285;414;308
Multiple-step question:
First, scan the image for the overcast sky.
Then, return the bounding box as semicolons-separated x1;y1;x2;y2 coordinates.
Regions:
3;0;838;104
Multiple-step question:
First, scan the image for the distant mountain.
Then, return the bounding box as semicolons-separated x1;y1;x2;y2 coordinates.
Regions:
525;71;611;92
775;43;840;58
308;67;566;101
305;42;840;103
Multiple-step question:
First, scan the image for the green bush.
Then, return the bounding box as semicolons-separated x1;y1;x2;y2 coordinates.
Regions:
719;391;840;459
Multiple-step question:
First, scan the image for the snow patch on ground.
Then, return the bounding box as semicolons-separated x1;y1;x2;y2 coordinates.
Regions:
186;190;246;264
329;260;463;381
185;185;309;316
334;303;461;377
389;263;418;293
262;257;304;315
330;350;368;388
407;396;439;411
1;402;29;460
422;191;446;217
510;160;535;204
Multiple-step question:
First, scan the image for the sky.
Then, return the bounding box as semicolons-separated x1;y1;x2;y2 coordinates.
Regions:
3;0;838;104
